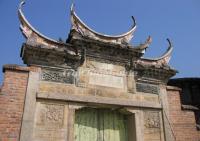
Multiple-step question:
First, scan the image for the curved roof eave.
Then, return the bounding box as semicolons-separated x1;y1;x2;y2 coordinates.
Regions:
18;1;66;46
141;39;173;62
70;4;136;43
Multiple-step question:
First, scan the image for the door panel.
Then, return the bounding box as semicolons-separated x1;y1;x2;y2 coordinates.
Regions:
74;108;128;141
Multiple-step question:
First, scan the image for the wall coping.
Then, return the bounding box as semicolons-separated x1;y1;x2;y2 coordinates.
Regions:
3;64;30;73
2;64;40;73
166;85;182;91
181;104;199;111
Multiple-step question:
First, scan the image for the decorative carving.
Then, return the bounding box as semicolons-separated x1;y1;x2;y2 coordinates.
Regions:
41;69;75;84
38;104;64;126
45;105;63;123
70;38;144;67
34;103;66;140
136;83;159;94
144;111;160;128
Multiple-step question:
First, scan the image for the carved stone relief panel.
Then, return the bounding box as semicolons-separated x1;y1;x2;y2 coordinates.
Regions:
136;83;159;94
41;68;75;84
144;111;160;129
143;111;163;141
33;102;67;141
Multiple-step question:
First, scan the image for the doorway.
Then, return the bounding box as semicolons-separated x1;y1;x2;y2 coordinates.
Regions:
74;108;130;141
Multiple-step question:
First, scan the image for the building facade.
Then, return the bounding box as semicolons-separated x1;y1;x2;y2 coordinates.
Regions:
0;1;199;141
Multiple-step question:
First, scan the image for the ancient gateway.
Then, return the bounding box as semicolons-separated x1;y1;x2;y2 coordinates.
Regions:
1;1;199;141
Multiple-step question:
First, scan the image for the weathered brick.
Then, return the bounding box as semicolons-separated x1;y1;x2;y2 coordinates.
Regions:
167;88;200;141
0;66;29;141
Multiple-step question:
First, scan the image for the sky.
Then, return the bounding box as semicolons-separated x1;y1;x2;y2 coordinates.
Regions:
0;0;200;83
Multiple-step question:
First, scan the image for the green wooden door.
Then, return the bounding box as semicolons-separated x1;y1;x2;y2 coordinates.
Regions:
75;108;128;141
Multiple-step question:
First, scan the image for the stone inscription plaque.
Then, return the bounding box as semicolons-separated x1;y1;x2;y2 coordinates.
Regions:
86;60;125;75
89;72;124;89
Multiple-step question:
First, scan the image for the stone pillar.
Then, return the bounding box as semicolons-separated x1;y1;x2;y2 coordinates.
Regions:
126;109;144;141
67;107;75;141
77;67;89;88
20;71;40;141
159;84;175;141
127;70;136;94
68;104;85;141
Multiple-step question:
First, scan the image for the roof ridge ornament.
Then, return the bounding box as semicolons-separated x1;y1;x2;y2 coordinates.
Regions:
70;3;137;44
134;36;152;53
131;16;136;28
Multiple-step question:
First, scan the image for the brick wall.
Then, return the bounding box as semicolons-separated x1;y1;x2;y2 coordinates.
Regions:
0;65;29;141
167;86;200;141
1;65;200;141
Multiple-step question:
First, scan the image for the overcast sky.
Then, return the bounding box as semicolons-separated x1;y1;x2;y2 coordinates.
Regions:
0;0;200;83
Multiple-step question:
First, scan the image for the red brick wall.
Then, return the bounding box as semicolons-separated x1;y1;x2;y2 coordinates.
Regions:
0;67;29;141
1;66;200;141
167;86;200;141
